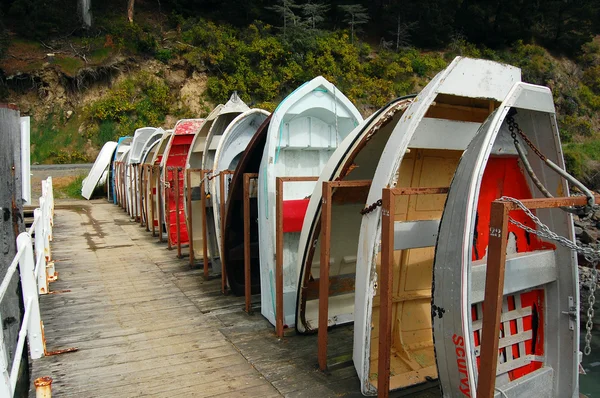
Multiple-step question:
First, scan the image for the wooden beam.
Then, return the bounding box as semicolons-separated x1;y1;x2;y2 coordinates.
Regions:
200;169;209;280
144;165;150;231
150;166;156;236
275;176;319;338
318;180;333;371
175;168;182;258
165;167;172;250
305;273;356;301
157;165;164;243
389;187;449;196
476;201;510;398
276;177;284;338
243;173;258;314
377;187;395;398
186;169;194;267
219;172;229;294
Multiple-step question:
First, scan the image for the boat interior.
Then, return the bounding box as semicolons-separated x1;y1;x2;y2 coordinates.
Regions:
369;94;500;391
223;117;271;296
298;102;410;333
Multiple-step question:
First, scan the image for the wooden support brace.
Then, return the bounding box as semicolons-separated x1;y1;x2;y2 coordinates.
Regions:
186;169;195;267
157;166;164;242
175;167;182;258
275;176;319;338
318;180;333;371
200;169;210;280
219;172;230;294
243;173;258;314
378;188;395;397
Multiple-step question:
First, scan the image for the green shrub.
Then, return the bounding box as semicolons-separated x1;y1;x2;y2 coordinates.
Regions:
156;48;173;63
85;72;171;138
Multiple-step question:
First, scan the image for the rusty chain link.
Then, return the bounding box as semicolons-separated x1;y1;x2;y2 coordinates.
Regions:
506;113;547;161
360;199;382;215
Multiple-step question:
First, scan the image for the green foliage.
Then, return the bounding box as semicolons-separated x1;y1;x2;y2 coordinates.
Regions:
85;72;171;138
31;112;90;164
54;56;85;77
180;18;446;109
62;175;87;199
156;48;173;63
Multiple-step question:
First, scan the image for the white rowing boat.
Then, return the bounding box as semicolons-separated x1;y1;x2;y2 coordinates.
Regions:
257;76;363;328
353;57;521;395
82;141;118;200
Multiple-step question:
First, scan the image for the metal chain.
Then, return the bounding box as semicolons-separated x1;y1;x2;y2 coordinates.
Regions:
500;196;600;355
360;199;382;215
586;266;598;355
506;114;547;161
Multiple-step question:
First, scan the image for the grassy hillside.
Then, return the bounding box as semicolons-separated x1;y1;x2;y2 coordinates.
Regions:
1;9;600;186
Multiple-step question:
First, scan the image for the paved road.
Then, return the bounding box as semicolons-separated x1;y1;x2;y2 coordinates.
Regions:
29;164;92;202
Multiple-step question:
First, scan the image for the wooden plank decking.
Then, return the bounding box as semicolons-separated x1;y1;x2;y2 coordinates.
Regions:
29;200;440;397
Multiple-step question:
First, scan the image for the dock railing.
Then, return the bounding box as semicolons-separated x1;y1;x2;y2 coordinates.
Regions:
0;177;55;396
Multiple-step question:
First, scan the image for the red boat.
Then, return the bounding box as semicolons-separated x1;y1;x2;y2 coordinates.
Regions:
163;119;204;247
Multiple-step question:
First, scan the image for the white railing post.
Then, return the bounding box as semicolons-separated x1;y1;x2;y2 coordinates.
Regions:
47;176;54;223
33;209;48;295
0;322;12;397
16;234;44;360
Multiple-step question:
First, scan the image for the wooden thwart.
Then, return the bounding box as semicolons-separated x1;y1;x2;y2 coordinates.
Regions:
378;186;449;398
275;176;319;338
318;179;371;372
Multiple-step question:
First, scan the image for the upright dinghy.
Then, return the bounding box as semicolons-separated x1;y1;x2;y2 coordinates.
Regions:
185;105;224;268
162;119;204;247
202;94;250;273
432;83;579;397
148;129;173;232
353;57;521;395
295;96;415;333
211;108;270;263
258;76;363;328
82;141;118;200
111;136;132;204
222;116;271;296
126;127;162;218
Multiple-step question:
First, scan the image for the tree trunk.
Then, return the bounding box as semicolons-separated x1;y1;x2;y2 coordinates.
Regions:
127;0;135;23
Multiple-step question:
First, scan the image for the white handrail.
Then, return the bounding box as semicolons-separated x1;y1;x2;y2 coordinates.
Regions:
0;177;54;397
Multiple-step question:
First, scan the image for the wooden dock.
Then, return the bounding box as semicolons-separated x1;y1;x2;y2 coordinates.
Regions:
29;200;439;397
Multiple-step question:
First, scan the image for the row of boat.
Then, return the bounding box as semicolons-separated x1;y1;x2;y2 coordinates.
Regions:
82;56;580;397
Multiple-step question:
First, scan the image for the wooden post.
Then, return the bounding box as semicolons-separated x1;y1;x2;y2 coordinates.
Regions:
165;167;173;250
150;166;156;237
133;165;138;220
243;173;258;314
200;169;209;280
175;168;182;258
144;165;150;231
0;104;26;387
138;164;144;224
275;176;319;338
318;181;332;371
120;163;126;209
378;187;395;398
157;166;164;243
219;172;228;294
476;201;510;398
186;169;195;267
275;177;285;338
